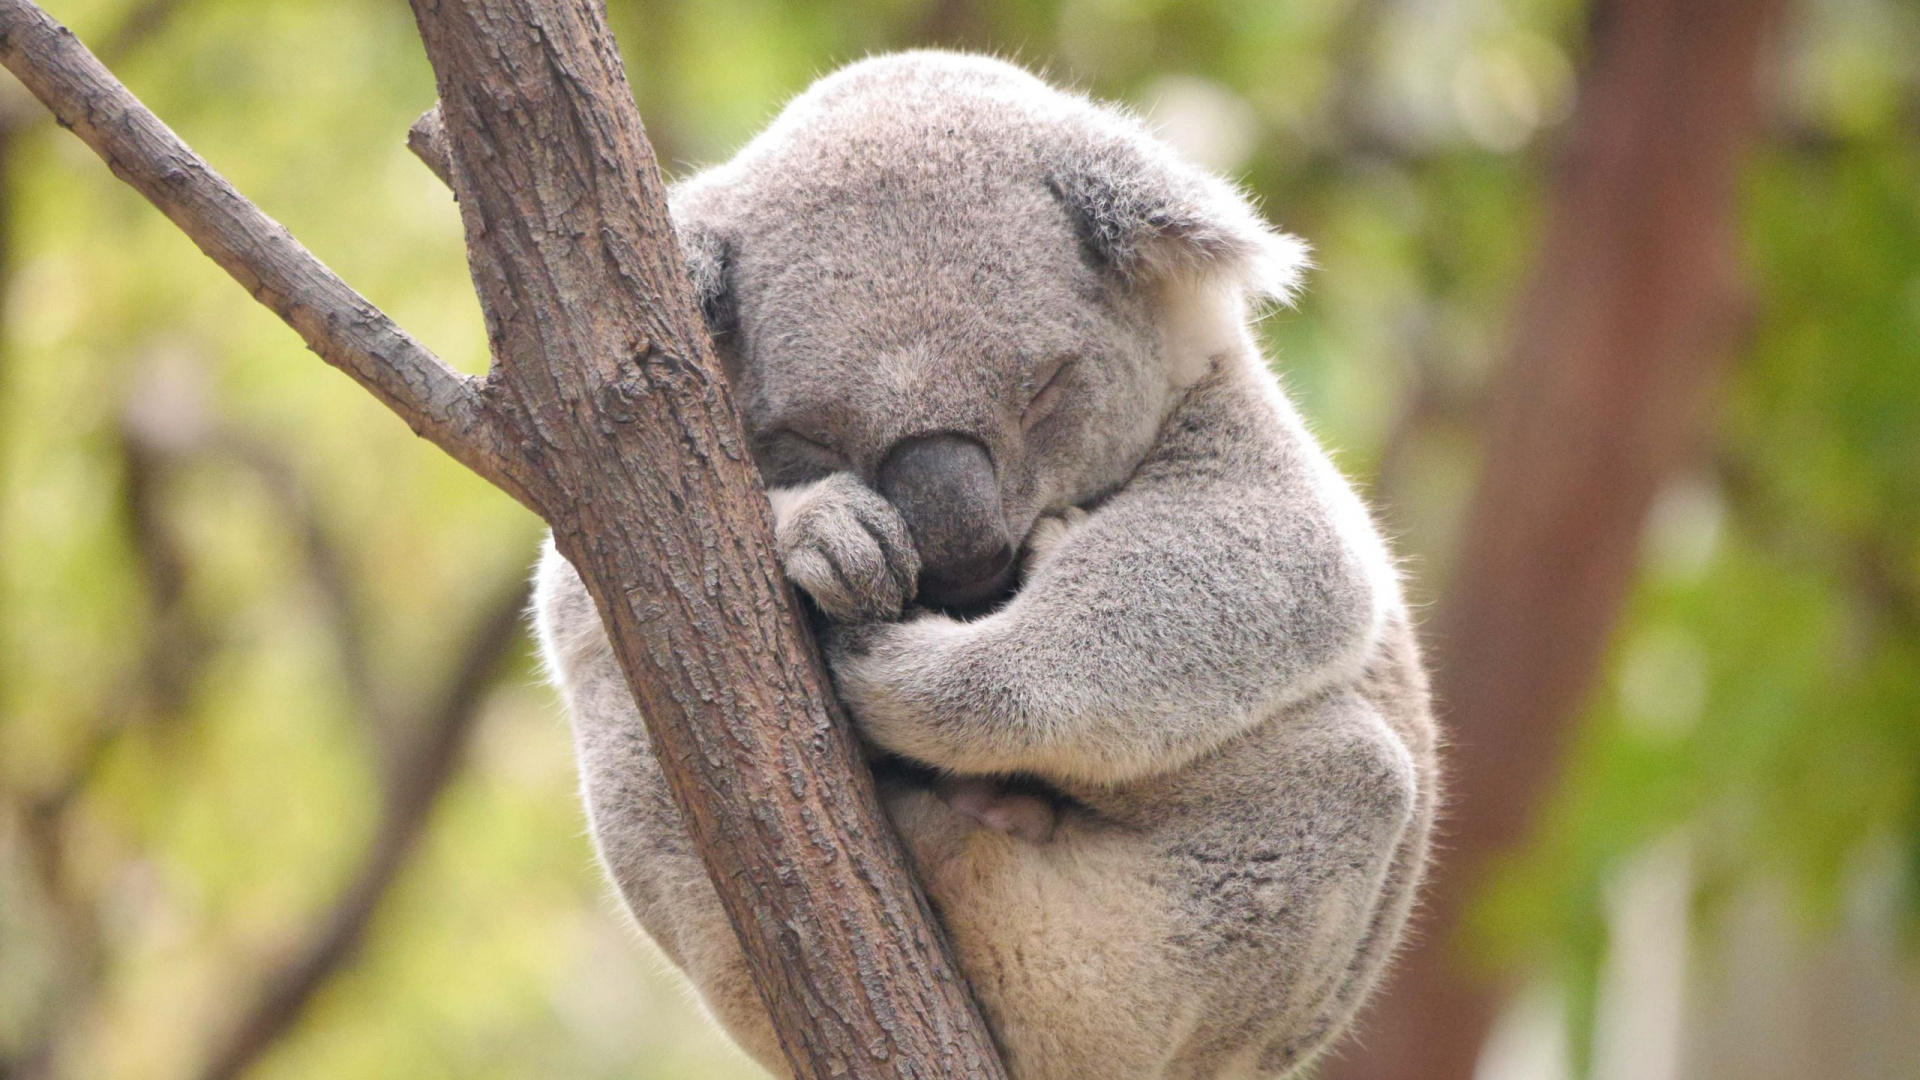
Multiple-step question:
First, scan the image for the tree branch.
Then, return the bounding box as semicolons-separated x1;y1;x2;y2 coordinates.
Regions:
405;105;451;190
0;0;1010;1074
408;1;1006;1074
19;370;529;1080
0;0;533;511
214;431;390;733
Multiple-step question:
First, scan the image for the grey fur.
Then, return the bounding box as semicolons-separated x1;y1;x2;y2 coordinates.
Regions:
534;52;1436;1079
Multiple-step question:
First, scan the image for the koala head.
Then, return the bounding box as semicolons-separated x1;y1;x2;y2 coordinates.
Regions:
671;53;1306;610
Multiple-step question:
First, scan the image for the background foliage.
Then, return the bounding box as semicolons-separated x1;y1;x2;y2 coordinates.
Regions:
1;1;1914;1078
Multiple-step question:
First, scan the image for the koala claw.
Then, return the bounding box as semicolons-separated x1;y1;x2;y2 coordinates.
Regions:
1022;505;1091;576
775;474;921;623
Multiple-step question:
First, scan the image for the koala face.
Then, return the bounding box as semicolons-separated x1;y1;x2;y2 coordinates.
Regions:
670;53;1305;609
722;183;1171;609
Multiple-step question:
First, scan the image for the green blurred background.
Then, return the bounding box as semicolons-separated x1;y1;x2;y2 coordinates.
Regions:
0;1;1915;1078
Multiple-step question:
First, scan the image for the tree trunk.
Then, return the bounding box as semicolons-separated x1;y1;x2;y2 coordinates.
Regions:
1319;2;1785;1079
0;1;1009;1077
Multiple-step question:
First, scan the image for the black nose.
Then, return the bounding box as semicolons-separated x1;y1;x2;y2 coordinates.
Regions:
875;433;1014;606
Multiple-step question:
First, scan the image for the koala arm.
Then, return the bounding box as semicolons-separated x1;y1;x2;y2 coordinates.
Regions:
830;355;1397;788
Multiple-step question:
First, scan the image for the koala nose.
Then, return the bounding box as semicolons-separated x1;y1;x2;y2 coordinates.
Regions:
876;433;1015;608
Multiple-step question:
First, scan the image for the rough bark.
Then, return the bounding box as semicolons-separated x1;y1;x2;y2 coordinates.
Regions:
1319;2;1786;1079
0;1;1008;1077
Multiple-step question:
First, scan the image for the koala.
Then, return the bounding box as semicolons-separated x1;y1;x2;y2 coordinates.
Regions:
534;52;1436;1080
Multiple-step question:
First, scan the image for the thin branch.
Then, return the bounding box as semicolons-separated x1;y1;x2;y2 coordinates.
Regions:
31;417;216;819
35;383;386;823
195;578;527;1080
0;794;105;1080
404;105;451;189
0;0;533;511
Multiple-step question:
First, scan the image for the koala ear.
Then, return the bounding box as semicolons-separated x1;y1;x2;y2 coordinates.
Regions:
675;221;736;337
1049;127;1309;305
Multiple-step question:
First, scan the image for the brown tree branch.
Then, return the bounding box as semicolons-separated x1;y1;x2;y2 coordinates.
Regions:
1319;2;1788;1079
404;105;451;190
0;1;529;510
0;792;106;1080
36;378;379;827
194;579;527;1080
0;1;1009;1075
408;2;1006;1074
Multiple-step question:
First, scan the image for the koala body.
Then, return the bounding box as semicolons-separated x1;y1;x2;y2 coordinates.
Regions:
534;53;1436;1079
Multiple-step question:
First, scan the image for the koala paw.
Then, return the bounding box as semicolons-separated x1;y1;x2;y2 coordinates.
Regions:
1022;506;1091;577
773;474;921;623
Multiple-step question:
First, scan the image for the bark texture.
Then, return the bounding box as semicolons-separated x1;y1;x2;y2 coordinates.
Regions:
0;1;1008;1076
1319;2;1786;1078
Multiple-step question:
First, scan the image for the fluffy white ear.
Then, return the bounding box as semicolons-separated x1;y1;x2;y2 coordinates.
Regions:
1048;118;1309;305
666;194;745;383
673;217;735;335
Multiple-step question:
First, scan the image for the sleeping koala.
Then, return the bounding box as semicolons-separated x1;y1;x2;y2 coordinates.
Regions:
534;52;1436;1080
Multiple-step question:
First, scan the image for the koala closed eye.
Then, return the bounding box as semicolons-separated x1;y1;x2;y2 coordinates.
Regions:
1022;356;1075;428
757;428;850;486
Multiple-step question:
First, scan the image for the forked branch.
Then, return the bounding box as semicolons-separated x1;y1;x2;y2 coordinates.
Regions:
0;0;1009;1076
409;0;1007;1073
0;0;532;510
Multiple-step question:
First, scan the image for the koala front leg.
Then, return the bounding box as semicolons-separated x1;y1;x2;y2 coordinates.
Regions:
770;473;920;623
1020;506;1090;576
828;359;1396;788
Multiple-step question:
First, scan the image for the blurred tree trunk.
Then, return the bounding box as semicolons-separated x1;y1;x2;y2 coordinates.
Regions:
1321;1;1787;1078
